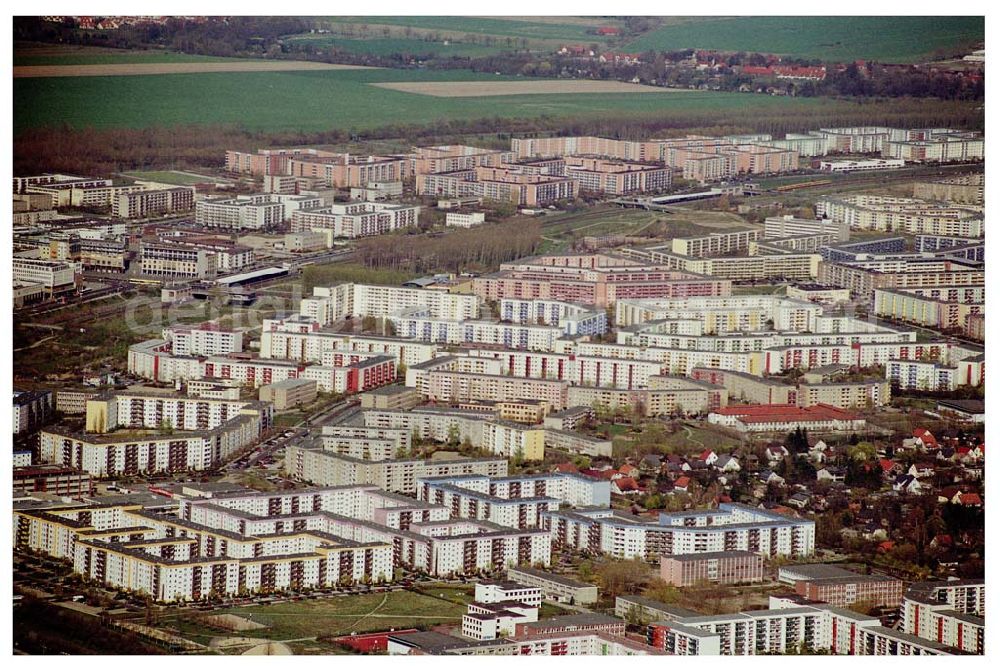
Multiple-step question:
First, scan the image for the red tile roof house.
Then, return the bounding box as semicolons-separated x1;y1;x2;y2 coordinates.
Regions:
673;476;692;493
612;476;641;494
955;492;983;507
698;449;718;465
619;464;640;479
878;458;901;477
912;428;939;449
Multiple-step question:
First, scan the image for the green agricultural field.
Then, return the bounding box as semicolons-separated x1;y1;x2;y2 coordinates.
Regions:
625;16;984;63
14;67;834;134
13;43;246;66
285;35;510;58
322;16;615;43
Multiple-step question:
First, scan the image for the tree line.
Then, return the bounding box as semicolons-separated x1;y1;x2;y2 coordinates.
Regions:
353;220;542;274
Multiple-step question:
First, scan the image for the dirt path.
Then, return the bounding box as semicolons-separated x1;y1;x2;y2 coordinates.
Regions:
14;61;376;78
14;334;56;352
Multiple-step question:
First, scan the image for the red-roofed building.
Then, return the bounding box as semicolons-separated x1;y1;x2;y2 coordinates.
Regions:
673;476;691;493
709;404;866;433
955;492;983;507
596;26;621;36
698;449;718;465
613;476;640;494
619;463;639;479
553;462;579;474
879;458;901;476
913;428;938;449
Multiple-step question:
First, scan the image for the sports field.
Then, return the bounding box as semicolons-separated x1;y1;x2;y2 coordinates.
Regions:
13;66;829;134
625;16;984;63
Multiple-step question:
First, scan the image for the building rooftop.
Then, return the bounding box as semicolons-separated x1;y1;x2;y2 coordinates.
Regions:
508;567;598;590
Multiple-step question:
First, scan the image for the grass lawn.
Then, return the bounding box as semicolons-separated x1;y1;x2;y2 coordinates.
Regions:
625;16;983;63
302;262;417;292
217;591;466;640
121;170;220;185
14;66;839;134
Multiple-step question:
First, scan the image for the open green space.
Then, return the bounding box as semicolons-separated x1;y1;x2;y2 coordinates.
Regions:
285;35;510;58
121;170;219;185
539;203;758;253
14;66;833;134
212;591;466;640
625;16;984;64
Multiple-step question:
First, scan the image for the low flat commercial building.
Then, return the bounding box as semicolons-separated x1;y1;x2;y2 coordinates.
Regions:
514;613;624;639
259;378;318;410
786;283;852;304
819;158;904;172
660;551;765;587
445;211;486;228
507;566;599;605
359;385;422;411
13;465;93;497
543;429;613;458
763;215;850;242
12;257;78;298
614;595;701;624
